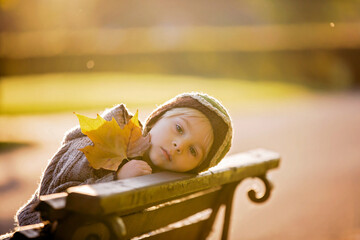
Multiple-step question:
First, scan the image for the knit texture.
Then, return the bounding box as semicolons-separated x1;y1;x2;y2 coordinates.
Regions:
144;92;233;173
15;104;132;226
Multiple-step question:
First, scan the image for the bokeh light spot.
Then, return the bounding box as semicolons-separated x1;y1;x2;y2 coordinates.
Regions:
86;60;95;69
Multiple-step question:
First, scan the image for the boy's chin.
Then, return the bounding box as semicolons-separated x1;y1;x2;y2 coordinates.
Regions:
148;156;163;169
143;149;162;168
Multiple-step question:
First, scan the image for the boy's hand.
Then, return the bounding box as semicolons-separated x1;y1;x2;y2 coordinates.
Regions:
116;160;152;179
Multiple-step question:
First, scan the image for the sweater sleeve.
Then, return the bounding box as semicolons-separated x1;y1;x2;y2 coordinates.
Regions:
40;136;117;195
43;103;134;193
15;104;133;226
15;139;117;226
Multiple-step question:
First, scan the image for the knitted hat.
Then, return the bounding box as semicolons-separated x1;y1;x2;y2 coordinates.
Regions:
144;92;233;173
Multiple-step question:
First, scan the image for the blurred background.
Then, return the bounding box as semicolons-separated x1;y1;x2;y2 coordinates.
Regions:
1;0;360;239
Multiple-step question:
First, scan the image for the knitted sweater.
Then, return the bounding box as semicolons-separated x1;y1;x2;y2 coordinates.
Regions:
15;104;133;226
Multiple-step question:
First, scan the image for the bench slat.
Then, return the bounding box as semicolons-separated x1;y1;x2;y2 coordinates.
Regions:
122;187;220;239
141;220;208;240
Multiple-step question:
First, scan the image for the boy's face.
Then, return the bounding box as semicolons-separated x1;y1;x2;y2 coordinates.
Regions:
148;113;213;172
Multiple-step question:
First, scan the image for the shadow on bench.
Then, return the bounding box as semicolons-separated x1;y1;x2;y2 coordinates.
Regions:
9;148;280;240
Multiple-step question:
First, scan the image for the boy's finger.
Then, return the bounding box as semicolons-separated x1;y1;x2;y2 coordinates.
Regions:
130;160;152;172
137;161;152;169
140;163;152;172
142;169;152;175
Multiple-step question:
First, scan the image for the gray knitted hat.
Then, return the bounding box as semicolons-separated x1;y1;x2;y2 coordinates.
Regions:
144;92;233;173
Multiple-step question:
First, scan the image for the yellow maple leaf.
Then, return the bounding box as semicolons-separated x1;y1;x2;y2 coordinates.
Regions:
75;110;150;171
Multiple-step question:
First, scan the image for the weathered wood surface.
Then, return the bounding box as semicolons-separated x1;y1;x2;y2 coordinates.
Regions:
120;188;220;239
141;220;208;240
65;148;280;216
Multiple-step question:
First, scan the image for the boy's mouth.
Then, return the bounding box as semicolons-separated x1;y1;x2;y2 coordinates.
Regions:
160;147;171;161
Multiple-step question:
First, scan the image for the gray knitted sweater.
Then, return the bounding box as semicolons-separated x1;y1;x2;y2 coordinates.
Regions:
16;104;132;226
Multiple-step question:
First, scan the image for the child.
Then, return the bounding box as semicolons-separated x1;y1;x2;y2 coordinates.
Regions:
15;92;233;227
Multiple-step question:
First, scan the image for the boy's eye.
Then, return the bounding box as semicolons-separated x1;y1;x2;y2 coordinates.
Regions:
189;146;197;157
176;124;183;134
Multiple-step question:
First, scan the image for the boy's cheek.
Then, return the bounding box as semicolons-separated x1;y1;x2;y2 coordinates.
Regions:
148;147;159;166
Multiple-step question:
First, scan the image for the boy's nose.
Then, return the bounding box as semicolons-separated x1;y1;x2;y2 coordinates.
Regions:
172;142;181;153
172;140;187;154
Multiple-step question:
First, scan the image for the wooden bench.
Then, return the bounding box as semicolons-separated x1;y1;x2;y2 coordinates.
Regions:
10;148;280;240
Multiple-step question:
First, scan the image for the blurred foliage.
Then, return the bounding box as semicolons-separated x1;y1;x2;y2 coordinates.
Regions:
0;141;31;153
0;72;312;114
1;0;360;31
0;0;359;91
1;50;356;90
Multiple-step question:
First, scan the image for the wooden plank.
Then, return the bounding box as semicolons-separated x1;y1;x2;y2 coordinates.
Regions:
66;149;280;215
122;187;221;239
141;219;208;240
66;171;195;215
